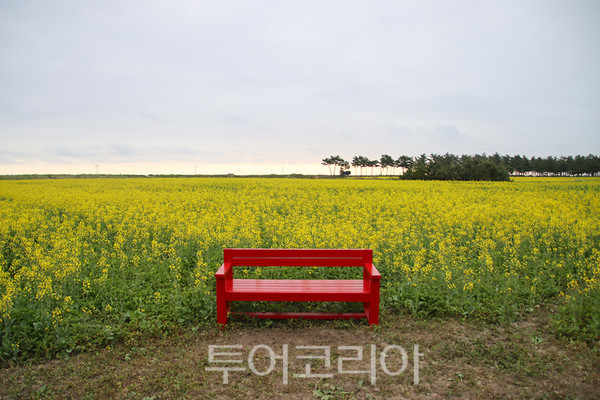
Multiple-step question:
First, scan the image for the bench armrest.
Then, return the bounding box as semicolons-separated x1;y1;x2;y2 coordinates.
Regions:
364;263;381;280
215;262;232;279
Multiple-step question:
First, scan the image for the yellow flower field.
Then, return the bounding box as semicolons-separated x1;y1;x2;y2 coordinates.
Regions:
0;177;599;360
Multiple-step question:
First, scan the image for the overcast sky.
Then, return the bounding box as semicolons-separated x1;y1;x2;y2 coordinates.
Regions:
1;0;599;174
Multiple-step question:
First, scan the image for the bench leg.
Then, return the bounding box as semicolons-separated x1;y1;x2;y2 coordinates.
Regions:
217;297;228;325
216;278;228;326
367;300;379;325
363;302;379;325
367;281;380;326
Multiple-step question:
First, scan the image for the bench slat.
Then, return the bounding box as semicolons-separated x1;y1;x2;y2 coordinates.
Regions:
225;248;372;259
231;279;366;291
226;279;370;302
225;249;372;266
228;257;367;267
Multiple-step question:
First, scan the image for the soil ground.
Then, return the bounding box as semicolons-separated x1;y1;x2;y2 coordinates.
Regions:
1;308;598;399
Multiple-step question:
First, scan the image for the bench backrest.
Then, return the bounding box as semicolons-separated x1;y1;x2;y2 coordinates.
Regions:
224;248;372;267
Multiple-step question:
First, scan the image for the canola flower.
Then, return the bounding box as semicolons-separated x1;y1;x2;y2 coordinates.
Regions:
0;177;599;360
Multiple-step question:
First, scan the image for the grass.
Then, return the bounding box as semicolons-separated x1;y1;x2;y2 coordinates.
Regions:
1;309;598;399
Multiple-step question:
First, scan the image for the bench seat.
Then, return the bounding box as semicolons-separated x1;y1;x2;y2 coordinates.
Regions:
227;279;370;302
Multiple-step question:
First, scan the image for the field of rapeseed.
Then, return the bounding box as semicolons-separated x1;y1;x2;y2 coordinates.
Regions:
1;177;598;361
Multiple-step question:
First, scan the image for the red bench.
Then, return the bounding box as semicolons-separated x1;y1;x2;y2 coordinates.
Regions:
215;248;381;326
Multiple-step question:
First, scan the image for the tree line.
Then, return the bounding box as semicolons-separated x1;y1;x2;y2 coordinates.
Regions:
322;153;600;181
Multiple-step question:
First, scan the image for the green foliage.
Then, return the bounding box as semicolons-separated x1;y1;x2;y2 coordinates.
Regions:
401;154;511;181
321;156;348;176
340;153;600;178
552;286;600;343
313;380;352;399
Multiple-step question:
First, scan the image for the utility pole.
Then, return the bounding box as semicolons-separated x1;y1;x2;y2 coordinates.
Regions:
195;165;197;175
95;165;99;175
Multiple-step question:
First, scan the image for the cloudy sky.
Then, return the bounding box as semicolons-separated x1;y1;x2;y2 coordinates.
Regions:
1;0;599;175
